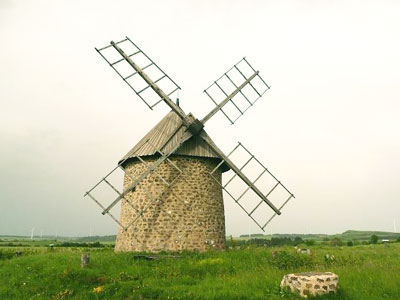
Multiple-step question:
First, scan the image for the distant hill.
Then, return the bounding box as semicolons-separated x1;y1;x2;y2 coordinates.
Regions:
336;230;400;241
0;235;117;243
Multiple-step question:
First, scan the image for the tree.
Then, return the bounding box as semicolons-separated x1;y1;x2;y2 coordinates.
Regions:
294;236;303;245
330;237;343;247
370;234;379;244
305;239;315;246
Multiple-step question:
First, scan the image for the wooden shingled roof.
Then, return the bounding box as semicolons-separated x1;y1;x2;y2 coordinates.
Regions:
120;111;229;171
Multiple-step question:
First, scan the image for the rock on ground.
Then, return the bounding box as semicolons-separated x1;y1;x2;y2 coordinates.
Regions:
280;271;338;298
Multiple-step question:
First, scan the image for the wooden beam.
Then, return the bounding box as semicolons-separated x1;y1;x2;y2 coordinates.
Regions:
199;130;281;215
110;41;189;126
201;71;258;125
102;129;194;215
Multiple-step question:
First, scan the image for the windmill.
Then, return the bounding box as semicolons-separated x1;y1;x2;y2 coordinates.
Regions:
85;37;295;252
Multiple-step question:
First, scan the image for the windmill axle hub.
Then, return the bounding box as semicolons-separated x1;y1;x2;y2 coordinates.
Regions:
186;118;204;135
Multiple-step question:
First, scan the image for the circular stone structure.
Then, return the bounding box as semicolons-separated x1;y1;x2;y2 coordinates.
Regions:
115;156;225;252
280;272;339;298
113;111;230;252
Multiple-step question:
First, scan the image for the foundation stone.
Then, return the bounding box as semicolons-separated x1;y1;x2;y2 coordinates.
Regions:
280;272;339;298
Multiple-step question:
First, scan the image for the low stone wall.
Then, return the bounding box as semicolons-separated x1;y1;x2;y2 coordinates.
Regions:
115;155;226;252
280;272;338;298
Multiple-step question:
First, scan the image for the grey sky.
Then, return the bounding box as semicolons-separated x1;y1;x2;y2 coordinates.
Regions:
0;0;399;237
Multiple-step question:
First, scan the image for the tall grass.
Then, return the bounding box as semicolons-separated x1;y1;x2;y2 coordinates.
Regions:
0;244;399;299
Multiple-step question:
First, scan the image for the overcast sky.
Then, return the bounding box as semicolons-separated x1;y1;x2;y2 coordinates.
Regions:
1;0;399;237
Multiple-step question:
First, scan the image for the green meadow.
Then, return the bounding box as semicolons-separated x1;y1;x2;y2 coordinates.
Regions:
0;240;399;300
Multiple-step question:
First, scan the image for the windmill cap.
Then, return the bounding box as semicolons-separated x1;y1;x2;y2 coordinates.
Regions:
119;111;229;172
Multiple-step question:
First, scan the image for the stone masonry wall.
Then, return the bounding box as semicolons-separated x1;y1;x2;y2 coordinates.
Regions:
115;156;225;252
280;272;339;298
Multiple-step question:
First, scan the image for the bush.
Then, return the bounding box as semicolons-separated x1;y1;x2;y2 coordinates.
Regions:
269;250;314;269
304;239;315;246
232;237;304;248
56;241;105;248
347;241;354;247
370;234;379;244
266;237;304;247
294;237;303;244
330;237;343;247
0;250;14;260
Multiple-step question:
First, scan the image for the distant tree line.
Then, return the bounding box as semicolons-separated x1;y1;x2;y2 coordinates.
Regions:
0;243;30;247
239;234;265;238
56;241;106;248
228;236;305;247
227;234;400;248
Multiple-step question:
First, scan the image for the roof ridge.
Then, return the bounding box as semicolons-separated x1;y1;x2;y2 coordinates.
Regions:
119;111;227;171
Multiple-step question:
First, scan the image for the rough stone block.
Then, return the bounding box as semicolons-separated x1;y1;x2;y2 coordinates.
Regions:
280;272;338;298
81;253;90;268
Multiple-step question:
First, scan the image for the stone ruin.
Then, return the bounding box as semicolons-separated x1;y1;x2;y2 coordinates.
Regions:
280;272;338;298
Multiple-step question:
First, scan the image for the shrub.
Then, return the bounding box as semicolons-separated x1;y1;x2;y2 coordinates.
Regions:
330;237;343;247
304;239;315;246
236;237;304;247
370;234;379;244
56;241;105;248
294;236;303;244
0;250;14;260
269;251;314;269
347;241;354;247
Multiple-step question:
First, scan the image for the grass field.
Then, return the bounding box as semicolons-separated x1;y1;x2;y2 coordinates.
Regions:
0;242;399;300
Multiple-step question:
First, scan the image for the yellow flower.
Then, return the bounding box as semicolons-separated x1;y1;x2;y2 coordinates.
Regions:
93;286;104;294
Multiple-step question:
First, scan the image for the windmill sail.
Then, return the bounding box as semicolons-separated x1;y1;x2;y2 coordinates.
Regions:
202;57;270;124
205;140;294;231
96;37;181;112
85;129;193;228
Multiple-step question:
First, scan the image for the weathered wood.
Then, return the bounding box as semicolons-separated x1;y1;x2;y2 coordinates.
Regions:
201;71;259;125
110;41;189;126
199;130;281;215
120;112;229;170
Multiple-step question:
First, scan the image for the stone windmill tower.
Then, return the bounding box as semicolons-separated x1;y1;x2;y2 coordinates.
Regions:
85;37;295;252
